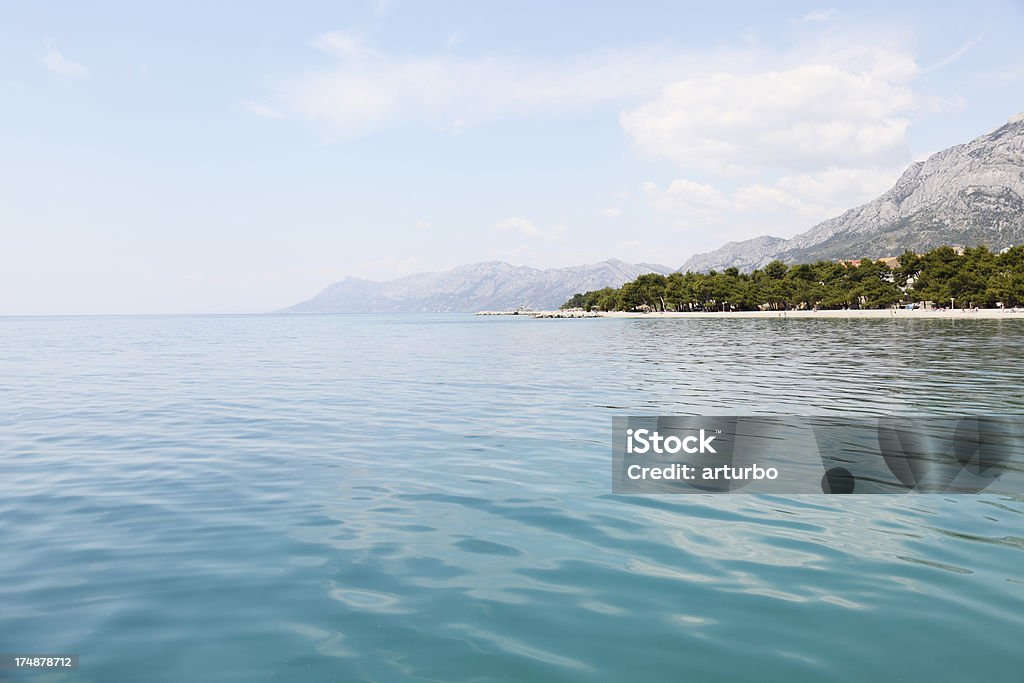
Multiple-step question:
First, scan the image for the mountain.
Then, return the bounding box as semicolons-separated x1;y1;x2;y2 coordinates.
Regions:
279;259;674;313
680;113;1024;273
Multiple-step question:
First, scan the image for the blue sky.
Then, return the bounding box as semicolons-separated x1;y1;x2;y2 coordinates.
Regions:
3;1;1023;314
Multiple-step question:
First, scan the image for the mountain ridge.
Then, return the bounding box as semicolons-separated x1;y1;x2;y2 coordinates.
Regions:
279;259;674;313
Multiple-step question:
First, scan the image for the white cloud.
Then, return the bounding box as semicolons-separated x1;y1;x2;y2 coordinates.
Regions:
621;47;918;174
242;100;284;119
260;30;926;177
732;167;900;217
415;219;432;230
627;43;924;242
643;179;728;220
732;184;810;214
645;165;903;240
924;34;984;72
312;31;383;60
265;33;700;135
774;166;901;209
42;41;88;79
602;207;621;217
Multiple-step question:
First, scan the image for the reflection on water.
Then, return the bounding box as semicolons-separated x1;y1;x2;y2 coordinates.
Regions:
1;314;1023;682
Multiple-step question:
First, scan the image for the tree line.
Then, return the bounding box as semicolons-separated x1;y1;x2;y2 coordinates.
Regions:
562;245;1024;312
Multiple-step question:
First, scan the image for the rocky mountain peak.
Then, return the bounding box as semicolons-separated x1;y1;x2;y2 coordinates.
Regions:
680;113;1024;272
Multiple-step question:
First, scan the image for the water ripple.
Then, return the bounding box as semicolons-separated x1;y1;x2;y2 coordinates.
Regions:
1;314;1023;681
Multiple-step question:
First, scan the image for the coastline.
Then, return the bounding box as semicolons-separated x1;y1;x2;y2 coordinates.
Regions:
478;308;1024;319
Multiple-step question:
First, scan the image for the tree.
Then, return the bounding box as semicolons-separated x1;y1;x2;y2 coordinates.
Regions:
764;260;788;280
620;273;668;311
561;293;586;309
560;245;1024;311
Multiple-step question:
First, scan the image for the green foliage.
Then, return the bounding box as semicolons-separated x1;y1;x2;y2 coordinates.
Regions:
560;287;620;311
561;245;1024;311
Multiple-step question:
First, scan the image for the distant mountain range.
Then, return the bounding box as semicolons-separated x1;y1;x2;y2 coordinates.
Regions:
680;112;1024;272
280;259;673;313
283;113;1023;313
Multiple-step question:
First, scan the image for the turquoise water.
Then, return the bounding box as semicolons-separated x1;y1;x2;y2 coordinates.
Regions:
1;314;1023;682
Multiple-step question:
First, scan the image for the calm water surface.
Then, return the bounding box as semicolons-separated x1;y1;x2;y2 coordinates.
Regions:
1;314;1023;682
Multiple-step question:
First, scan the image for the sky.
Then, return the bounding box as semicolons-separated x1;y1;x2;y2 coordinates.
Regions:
2;1;1023;314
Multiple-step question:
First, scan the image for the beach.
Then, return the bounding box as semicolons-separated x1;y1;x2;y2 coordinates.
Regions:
479;308;1024;319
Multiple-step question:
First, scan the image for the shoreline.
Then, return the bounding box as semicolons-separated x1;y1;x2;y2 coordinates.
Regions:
478;308;1024;320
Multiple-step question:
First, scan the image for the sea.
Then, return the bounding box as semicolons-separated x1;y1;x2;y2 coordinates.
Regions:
1;314;1022;682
